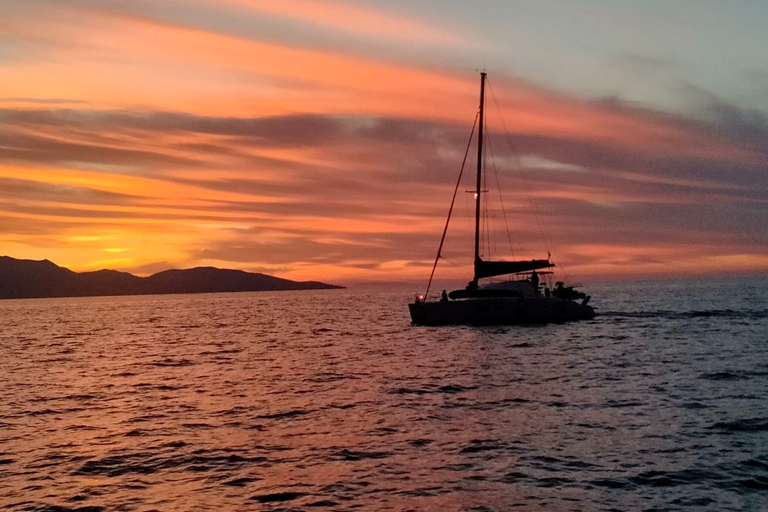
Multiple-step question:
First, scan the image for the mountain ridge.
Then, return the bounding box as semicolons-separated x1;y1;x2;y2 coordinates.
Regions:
0;256;343;299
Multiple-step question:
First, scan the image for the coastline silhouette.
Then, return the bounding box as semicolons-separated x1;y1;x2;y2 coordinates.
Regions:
0;256;343;299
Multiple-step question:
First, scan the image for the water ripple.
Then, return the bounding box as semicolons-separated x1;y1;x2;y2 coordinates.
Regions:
1;281;767;511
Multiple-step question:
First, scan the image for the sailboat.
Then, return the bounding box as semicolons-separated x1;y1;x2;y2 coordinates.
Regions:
409;72;595;325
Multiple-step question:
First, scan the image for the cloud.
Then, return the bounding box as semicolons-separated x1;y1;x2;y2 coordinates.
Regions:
1;103;765;251
697;91;768;150
1;0;767;282
0;177;138;205
0;108;457;147
197;0;467;46
1;128;198;168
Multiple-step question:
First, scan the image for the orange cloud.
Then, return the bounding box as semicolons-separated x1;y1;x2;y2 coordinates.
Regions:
0;4;473;119
210;0;466;45
1;2;766;282
562;244;768;280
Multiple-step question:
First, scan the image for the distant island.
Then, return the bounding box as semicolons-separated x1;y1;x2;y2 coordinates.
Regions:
0;256;344;300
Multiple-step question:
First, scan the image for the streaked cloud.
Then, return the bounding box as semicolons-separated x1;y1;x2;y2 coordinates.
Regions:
0;0;766;282
208;0;467;45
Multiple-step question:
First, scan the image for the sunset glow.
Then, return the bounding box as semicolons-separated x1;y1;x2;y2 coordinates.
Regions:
2;1;767;283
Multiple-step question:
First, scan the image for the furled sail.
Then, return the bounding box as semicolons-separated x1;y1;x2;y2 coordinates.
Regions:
474;258;554;280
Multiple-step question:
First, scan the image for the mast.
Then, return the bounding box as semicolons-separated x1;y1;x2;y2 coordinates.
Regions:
473;72;486;282
467;72;554;285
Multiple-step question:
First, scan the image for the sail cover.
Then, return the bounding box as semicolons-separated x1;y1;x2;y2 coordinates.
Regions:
474;258;554;280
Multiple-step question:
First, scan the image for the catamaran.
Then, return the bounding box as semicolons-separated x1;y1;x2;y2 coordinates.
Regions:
409;72;595;325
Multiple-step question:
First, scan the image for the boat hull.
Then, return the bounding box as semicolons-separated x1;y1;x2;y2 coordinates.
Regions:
409;297;595;326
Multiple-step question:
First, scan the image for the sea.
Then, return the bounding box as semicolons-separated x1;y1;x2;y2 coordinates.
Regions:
1;277;767;512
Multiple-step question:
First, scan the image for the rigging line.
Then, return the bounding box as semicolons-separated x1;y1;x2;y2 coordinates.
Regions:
424;111;479;298
488;77;551;251
484;119;499;259
486;78;555;259
484;120;517;258
463;185;473;257
441;256;471;270
485;127;495;259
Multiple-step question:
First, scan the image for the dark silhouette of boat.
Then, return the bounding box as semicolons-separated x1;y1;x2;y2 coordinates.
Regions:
409;72;594;325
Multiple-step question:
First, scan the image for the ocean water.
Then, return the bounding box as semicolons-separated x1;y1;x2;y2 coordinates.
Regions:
1;277;767;511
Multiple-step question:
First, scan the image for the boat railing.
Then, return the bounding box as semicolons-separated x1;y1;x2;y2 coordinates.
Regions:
413;292;446;303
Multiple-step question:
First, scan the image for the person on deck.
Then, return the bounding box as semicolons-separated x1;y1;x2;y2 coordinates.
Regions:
531;270;539;293
441;290;449;302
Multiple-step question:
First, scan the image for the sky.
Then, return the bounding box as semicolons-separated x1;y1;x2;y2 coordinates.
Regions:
1;0;767;285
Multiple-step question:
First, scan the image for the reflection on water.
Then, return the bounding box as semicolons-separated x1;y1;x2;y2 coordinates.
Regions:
1;279;767;511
